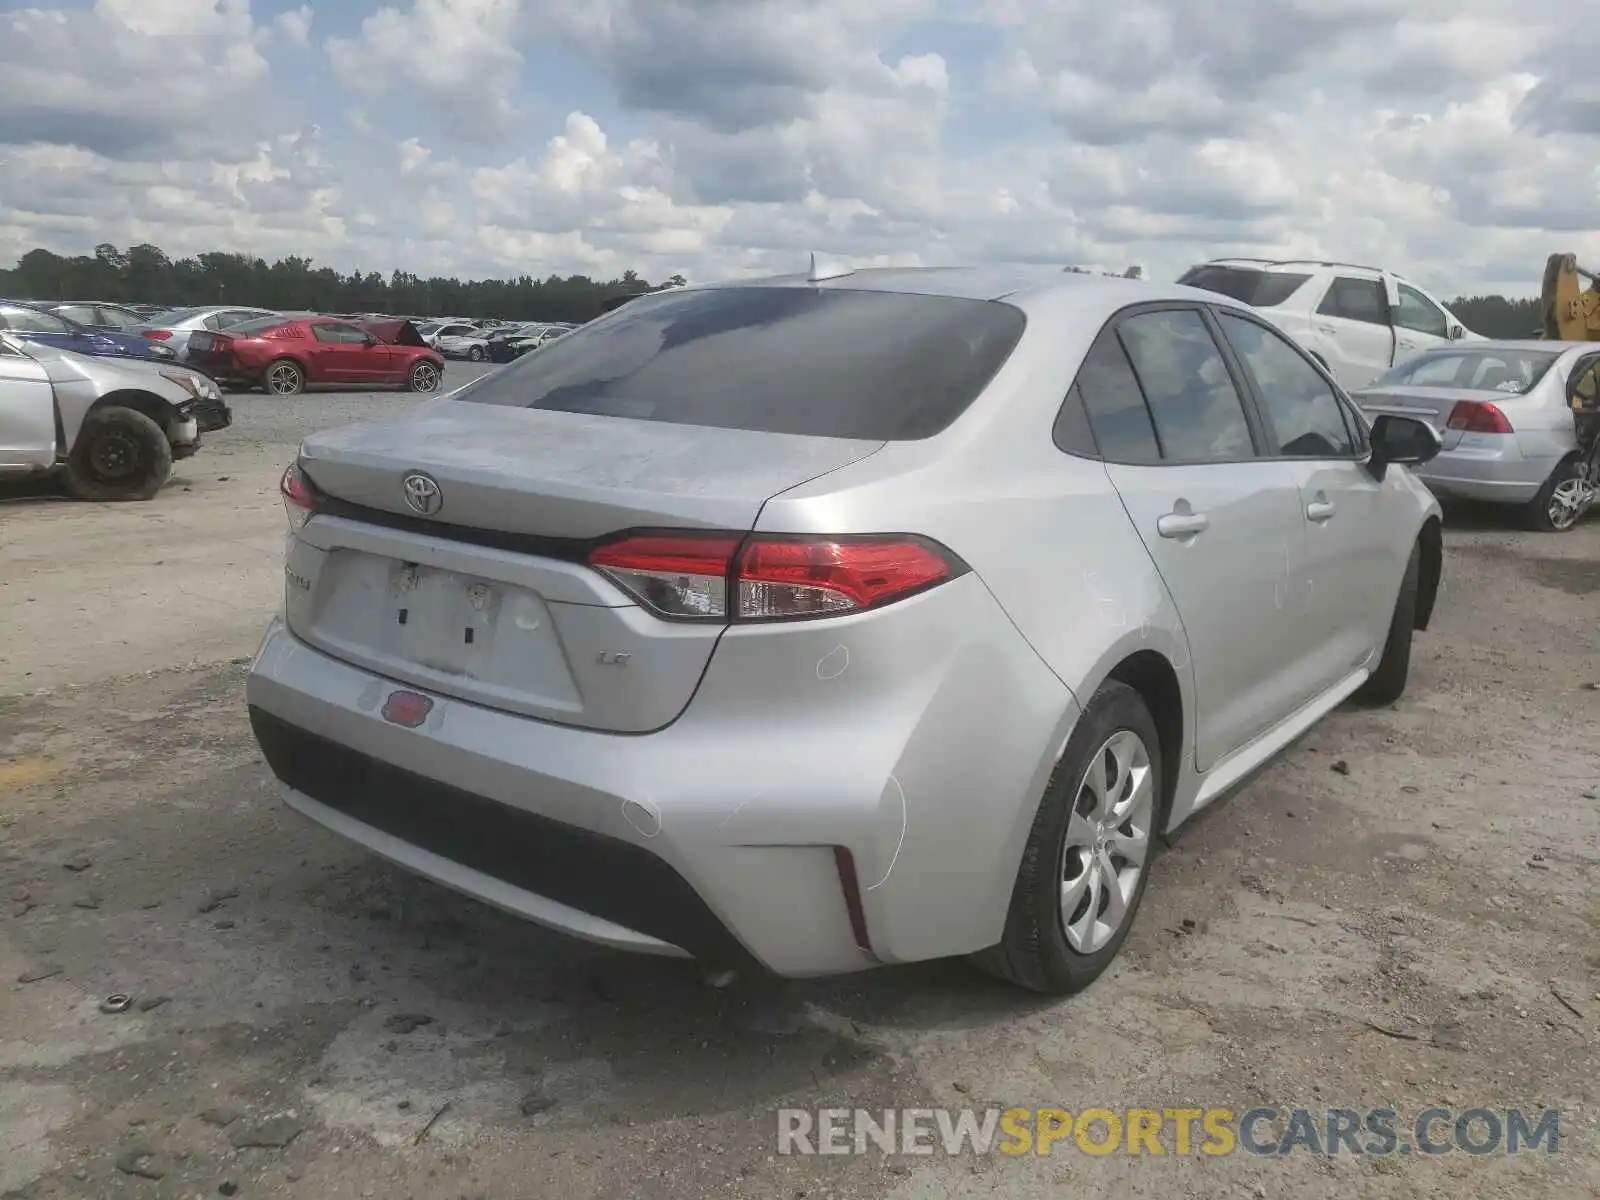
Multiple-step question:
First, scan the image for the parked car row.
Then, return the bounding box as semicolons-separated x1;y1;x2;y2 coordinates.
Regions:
419;319;574;361
1177;258;1597;532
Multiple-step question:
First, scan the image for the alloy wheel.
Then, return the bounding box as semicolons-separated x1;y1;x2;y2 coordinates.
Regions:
1548;478;1584;530
413;363;440;392
267;363;301;395
1057;729;1155;954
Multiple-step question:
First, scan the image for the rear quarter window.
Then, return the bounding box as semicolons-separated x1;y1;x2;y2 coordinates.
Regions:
1178;266;1311;308
457;286;1028;440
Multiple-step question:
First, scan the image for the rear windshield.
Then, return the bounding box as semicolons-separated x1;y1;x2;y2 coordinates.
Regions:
456;286;1028;440
1178;266;1311;308
1375;348;1563;394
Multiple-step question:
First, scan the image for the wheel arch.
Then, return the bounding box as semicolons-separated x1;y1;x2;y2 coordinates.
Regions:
72;389;182;448
1101;649;1185;831
1414;516;1442;631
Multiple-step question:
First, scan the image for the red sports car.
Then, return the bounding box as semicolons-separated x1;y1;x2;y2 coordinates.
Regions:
185;315;446;396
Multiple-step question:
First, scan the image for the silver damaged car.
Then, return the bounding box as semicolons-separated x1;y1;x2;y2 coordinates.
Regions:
0;332;226;501
246;265;1445;994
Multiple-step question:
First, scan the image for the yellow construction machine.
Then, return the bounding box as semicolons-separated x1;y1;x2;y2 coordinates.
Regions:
1540;253;1600;340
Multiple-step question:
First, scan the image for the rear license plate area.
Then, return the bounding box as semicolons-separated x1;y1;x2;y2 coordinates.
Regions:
390;564;500;675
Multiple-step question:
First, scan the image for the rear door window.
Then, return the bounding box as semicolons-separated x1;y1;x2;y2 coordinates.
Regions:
1117;309;1257;462
458;286;1028;440
1317;277;1388;326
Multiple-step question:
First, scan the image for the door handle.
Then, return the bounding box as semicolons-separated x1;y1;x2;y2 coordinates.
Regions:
1315;324;1337;336
1306;500;1337;522
1156;511;1209;539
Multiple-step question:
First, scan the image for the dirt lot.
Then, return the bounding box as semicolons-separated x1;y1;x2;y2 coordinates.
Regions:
2;397;1598;1199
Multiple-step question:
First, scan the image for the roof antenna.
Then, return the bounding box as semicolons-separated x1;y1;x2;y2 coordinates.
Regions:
807;251;853;283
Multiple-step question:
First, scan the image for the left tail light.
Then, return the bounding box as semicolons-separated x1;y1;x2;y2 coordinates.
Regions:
280;462;318;531
587;532;967;623
1446;400;1513;434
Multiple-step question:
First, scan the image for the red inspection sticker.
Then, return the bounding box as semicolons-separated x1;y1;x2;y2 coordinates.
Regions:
380;690;434;728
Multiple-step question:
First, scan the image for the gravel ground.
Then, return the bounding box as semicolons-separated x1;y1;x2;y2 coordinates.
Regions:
1;386;1597;1199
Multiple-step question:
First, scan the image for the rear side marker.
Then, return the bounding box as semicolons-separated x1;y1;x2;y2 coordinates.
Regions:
833;846;874;956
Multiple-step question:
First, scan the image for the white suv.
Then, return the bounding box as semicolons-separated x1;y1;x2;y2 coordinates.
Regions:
1178;259;1481;391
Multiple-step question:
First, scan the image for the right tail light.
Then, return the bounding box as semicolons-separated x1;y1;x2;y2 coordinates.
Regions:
588;532;967;622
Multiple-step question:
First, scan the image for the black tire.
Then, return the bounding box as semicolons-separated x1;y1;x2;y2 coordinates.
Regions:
1524;456;1585;532
407;360;443;393
973;681;1163;995
64;406;173;502
468;345;484;362
264;358;304;396
1356;540;1420;705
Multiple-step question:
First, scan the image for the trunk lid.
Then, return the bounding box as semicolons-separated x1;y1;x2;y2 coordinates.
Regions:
1353;384;1538;451
287;402;883;732
1352;384;1528;431
185;331;234;377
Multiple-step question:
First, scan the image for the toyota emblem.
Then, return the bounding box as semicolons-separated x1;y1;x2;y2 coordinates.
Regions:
401;472;442;516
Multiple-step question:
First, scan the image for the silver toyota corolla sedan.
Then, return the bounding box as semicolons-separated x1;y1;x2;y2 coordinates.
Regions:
1351;340;1600;531
246;265;1445;994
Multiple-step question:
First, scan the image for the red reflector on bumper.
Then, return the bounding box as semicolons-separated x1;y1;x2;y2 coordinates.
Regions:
381;690;433;728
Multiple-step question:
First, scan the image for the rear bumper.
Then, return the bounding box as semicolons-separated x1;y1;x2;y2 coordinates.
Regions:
244;574;1077;977
1413;439;1561;504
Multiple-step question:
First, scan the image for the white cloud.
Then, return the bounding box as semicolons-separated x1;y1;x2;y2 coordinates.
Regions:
326;0;525;130
275;5;313;47
0;0;1596;296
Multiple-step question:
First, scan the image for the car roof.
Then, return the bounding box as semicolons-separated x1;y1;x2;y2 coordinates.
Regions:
678;264;1223;314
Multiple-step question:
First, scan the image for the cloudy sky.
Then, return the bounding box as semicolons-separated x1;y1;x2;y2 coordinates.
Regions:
1;0;1596;295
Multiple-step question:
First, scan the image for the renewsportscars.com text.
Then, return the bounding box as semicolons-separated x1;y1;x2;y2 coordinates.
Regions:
777;1106;1561;1158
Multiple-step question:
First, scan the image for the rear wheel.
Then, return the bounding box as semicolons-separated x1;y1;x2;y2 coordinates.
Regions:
264;359;304;396
1356;540;1420;705
1525;456;1585;532
64;406;173;502
974;681;1161;995
468;345;484;362
407;360;442;393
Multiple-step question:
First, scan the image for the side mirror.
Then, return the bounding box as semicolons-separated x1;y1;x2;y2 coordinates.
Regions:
1448;323;1464;341
1367;414;1441;481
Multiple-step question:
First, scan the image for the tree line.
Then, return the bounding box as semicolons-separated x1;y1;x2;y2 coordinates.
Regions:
0;243;1546;337
0;244;687;325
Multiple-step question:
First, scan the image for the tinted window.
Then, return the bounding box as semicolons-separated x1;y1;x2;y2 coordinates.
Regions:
1220;314;1355;458
1177;266;1311;308
0;304;71;334
1071;328;1160;462
1051;385;1099;458
459;286;1028;441
1376;349;1561;393
1317;277;1387;326
1118;310;1256;461
1395;285;1449;338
